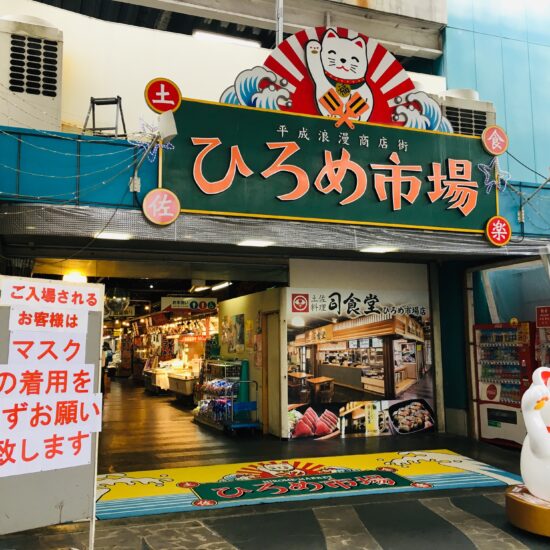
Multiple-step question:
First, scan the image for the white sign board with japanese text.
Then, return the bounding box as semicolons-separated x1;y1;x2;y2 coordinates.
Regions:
0;276;104;535
0;277;103;310
161;296;217;311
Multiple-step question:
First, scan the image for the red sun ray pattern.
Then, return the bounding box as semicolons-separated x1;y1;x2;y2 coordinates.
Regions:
263;26;415;125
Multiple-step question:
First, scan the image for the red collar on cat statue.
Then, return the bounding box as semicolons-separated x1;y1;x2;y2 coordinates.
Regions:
324;70;365;86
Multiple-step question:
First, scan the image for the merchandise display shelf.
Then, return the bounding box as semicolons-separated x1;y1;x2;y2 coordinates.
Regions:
194;415;225;431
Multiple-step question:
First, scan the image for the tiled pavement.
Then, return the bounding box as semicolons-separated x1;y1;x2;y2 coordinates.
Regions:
1;488;549;550
2;381;546;549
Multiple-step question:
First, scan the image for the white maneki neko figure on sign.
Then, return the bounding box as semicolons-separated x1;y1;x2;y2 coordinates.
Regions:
521;366;550;502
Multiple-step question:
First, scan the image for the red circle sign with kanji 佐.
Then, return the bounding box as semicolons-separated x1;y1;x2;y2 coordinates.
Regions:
143;188;180;226
144;78;182;113
485;216;512;247
481;125;509;156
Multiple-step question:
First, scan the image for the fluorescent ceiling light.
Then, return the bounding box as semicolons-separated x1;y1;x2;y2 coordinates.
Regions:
291;316;305;327
238;239;275;247
360;246;399;254
62;271;87;283
193;286;210;292
193;30;261;48
95;231;132;240
211;281;232;291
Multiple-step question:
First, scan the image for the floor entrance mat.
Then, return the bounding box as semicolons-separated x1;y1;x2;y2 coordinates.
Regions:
95;449;521;519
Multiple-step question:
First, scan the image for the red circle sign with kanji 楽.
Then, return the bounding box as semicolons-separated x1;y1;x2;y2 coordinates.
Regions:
485;216;512;246
481;125;509;156
144;78;182;113
142;188;180;225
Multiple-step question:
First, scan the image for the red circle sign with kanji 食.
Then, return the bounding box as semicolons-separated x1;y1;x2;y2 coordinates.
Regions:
144;78;182;113
485;215;512;246
481;125;509;156
142;188;181;225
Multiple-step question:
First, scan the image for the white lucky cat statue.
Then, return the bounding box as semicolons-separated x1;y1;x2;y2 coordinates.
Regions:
305;28;374;122
520;366;550;502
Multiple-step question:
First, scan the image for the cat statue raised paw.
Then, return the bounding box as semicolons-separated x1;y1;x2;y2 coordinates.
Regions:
520;366;550;502
305;28;374;122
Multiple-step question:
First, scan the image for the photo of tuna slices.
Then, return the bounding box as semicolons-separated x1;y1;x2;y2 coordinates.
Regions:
315;410;339;436
291;407;340;439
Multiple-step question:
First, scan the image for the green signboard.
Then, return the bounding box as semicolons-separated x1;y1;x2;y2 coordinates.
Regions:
190;469;413;503
163;99;498;233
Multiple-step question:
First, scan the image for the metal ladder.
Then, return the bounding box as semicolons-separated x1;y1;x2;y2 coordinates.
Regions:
82;96;127;137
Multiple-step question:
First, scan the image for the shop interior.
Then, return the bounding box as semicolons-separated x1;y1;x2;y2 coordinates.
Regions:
32;258;286;472
288;313;434;405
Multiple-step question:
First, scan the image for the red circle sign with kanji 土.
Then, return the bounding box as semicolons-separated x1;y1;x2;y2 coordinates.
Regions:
485;216;512;246
142;188;181;225
144;77;182;113
481;125;509;156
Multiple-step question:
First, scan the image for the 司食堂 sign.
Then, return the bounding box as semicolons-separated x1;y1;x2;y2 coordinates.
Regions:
163;99;497;233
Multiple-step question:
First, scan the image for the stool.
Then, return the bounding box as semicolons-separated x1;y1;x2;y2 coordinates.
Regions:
318;381;334;403
299;388;311;403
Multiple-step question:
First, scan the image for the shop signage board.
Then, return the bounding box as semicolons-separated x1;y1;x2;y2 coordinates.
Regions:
163;98;497;233
0;276;104;536
285;287;434;441
536;306;550;329
161;296;217;312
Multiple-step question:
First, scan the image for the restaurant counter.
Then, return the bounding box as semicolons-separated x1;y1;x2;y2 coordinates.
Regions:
318;363;363;390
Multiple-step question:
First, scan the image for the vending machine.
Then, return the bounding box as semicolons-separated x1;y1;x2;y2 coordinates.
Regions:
473;322;536;447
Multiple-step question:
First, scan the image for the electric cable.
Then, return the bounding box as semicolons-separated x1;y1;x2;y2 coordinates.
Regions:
0;126;139;157
0;159;136;209
505;151;547;181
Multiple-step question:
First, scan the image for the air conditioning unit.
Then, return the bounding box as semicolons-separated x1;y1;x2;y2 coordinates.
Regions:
0;15;63;131
431;89;496;137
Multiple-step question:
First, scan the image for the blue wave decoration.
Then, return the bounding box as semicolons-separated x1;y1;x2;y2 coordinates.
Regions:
220;66;290;110
394;91;454;133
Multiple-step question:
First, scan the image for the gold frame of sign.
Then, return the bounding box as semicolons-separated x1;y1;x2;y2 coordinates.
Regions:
506;485;550;537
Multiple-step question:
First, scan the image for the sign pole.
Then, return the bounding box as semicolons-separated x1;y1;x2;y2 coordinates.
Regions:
158;139;164;188
89;306;103;550
276;0;284;45
88;432;99;550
